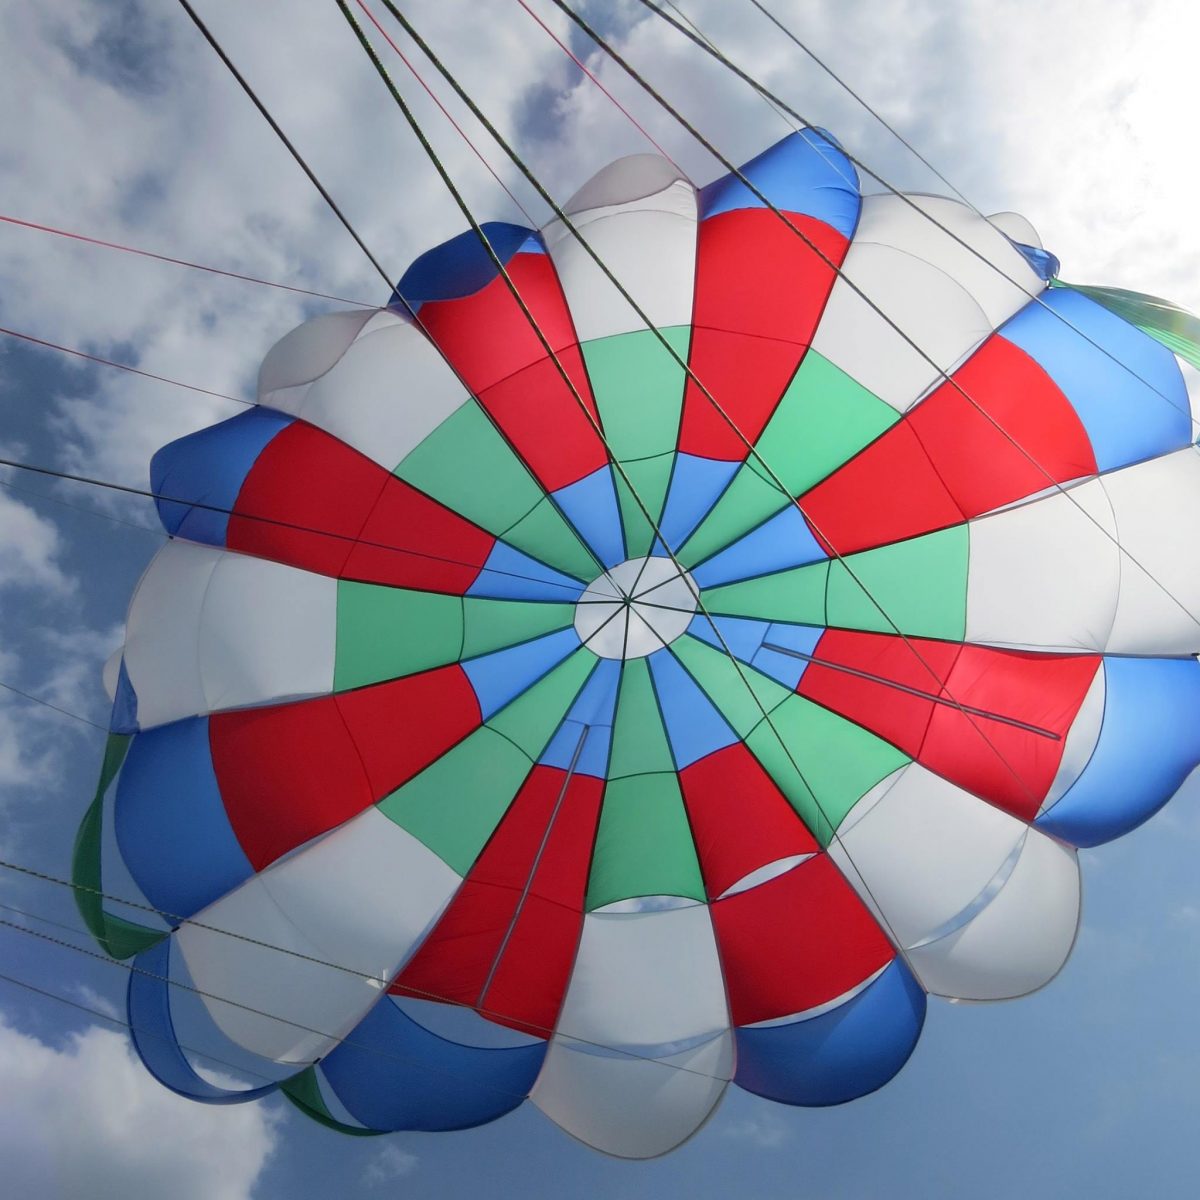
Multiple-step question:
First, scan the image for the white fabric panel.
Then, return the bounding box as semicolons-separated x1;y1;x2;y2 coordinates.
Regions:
257;309;378;396
196;549;336;714
552;905;727;1047
542;158;697;342
122;542;218;727
1042;666;1106;811
829;765;1028;949
562;153;689;214
965;477;1120;651
985;210;1043;249
1102;449;1200;653
532;1031;732;1159
176;808;460;1064
811;193;1041;412
905;829;1080;1000
531;904;731;1157
122;541;336;728
259;308;470;471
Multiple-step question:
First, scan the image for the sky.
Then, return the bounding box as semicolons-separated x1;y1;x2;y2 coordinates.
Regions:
2;0;1200;1196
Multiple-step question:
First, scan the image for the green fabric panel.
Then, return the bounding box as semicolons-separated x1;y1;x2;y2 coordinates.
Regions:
396;402;591;581
584;772;706;909
614;452;675;559
486;648;597;759
826;525;969;640
607;658;676;779
461;597;575;660
1055;280;1200;372
501;496;599;582
335;583;463;690
377;727;532;874
73;734;166;960
680;351;898;564
746;695;910;846
582;327;690;462
702;562;829;625
753;351;899;492
669;635;792;739
282;1070;382;1137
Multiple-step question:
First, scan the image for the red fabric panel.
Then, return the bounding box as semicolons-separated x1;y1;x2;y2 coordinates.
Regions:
211;667;480;870
678;210;847;461
798;630;1100;820
800;335;1098;555
799;631;962;757
417;252;607;492
475;348;605;493
712;854;894;1025
227;421;494;592
678;742;817;899
391;766;603;1038
210;697;370;872
922;646;1100;820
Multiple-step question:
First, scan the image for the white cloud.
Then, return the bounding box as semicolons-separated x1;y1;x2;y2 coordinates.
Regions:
362;1143;419;1187
0;1013;279;1200
720;1109;790;1149
0;489;72;593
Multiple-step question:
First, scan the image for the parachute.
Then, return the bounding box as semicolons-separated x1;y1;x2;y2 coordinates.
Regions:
77;129;1200;1157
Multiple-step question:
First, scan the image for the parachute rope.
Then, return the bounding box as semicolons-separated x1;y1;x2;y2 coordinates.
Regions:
0;213;373;307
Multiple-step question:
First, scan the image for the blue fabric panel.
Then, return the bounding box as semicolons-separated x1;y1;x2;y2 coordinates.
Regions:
127;940;278;1103
551;467;626;568
691;503;826;589
320;996;544;1131
115;718;254;919
463;627;583;720
649;648;738;769
657;454;740;550
393;221;540;310
1012;241;1060;281
467;541;586;601
1037;656;1200;847
751;623;822;690
687;613;771;661
999;288;1190;471
698;129;861;238
150;407;292;544
110;658;139;734
540;657;620;777
734;959;925;1106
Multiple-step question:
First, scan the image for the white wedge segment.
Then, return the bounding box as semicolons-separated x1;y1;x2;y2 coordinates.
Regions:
905;830;1080;1000
811;194;1042;412
175;808;461;1064
532;1031;732;1159
965;477;1120;651
531;905;731;1157
829;765;1028;950
121;541;336;728
258;308;470;470
543;156;698;342
1100;449;1200;653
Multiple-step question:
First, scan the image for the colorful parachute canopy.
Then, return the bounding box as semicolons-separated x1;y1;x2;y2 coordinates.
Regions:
79;128;1200;1158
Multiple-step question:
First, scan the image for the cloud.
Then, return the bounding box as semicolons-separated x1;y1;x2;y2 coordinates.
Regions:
0;1012;279;1200
362;1143;419;1187
720;1110;790;1149
0;489;72;593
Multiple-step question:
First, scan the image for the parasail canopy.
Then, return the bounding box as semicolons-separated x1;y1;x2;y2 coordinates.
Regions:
78;128;1200;1158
